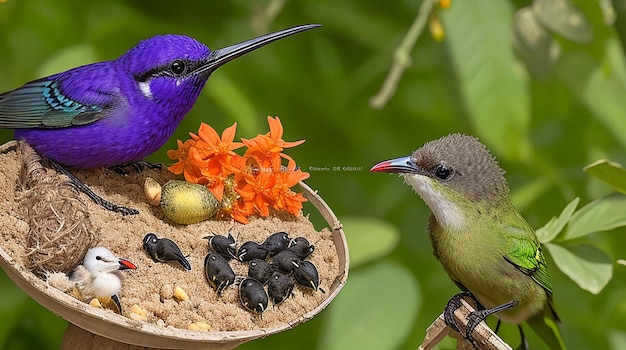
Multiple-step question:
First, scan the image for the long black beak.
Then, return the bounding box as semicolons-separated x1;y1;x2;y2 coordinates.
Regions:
370;156;420;174
195;24;321;76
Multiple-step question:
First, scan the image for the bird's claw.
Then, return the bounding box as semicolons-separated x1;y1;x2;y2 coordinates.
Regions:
50;160;139;215
112;160;163;175
443;291;476;333
464;309;492;346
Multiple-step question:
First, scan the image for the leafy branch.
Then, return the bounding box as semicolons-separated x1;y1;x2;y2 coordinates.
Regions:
536;159;626;294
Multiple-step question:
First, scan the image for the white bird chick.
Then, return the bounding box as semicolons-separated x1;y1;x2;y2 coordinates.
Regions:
70;246;137;313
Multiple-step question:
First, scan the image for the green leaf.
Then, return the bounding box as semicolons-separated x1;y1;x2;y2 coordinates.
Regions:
512;6;561;79
441;0;531;161
557;38;626;150
584;159;626;195
609;330;626;350
545;243;612;294
536;197;579;243
35;44;98;78
204;73;260;136
341;217;400;268
533;0;593;44
319;261;420;350
561;194;626;240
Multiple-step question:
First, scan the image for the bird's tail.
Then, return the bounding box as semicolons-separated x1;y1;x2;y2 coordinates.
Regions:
526;301;567;350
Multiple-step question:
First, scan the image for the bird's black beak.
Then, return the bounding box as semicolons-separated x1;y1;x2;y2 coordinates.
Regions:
118;258;137;270
370;156;420;174
195;24;321;76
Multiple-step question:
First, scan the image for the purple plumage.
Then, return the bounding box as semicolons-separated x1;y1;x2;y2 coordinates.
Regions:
2;25;319;168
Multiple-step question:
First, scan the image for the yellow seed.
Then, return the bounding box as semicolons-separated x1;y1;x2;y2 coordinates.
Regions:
160;180;221;224
144;177;162;206
89;298;103;309
173;286;189;302
188;322;211;331
130;304;147;317
129;312;147;322
129;304;148;321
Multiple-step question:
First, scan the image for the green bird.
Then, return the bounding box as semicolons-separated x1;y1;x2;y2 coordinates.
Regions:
370;134;566;349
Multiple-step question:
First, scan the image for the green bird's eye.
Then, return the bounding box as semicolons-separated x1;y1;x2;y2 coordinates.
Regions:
433;164;453;181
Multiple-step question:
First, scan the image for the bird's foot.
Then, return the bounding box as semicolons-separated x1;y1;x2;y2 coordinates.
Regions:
464;300;518;346
444;291;479;332
49;160;139;215
112;160;163;175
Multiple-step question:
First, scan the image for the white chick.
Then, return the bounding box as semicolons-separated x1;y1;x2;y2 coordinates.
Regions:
70;246;137;313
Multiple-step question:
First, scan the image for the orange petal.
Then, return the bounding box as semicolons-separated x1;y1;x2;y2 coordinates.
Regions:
267;116;283;141
197;122;221;146
209;181;225;201
167;161;185;175
280;139;305;148
221;122;237;143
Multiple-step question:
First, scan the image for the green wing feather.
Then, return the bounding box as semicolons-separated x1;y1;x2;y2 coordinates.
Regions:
503;211;566;349
502;221;552;294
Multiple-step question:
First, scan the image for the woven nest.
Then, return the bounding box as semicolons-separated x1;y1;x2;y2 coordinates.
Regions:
18;142;96;275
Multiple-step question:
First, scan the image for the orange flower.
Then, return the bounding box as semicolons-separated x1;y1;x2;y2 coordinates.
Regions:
167;117;309;223
187;123;246;200
230;200;255;224
242;116;305;172
194;122;245;172
167;139;204;183
235;170;276;217
272;161;310;215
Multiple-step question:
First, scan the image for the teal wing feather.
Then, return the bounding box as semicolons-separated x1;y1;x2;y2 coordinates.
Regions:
502;220;553;295
0;78;104;129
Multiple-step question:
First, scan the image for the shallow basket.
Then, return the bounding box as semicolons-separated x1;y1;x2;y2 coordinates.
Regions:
0;141;349;349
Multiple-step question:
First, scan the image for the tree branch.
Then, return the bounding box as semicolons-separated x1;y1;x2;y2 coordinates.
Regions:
419;298;512;350
369;0;439;109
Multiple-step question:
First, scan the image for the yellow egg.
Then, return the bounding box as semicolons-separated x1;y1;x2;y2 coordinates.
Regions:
160;180;221;224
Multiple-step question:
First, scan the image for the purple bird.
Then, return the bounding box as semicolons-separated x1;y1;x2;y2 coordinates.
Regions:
0;24;319;168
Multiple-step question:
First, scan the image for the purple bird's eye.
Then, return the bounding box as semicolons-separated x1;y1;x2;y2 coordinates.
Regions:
170;60;187;76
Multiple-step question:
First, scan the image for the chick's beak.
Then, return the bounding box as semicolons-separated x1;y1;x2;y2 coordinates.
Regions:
370;156;419;174
118;258;137;270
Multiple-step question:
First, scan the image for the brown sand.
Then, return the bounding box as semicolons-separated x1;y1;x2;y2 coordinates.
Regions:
0;145;339;332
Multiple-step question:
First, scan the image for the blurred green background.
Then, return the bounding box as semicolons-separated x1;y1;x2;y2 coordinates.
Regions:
2;0;626;349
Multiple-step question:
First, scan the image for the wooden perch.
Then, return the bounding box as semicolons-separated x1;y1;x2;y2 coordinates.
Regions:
419;298;512;350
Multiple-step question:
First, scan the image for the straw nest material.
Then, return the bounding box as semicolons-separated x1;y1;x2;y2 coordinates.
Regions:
17;142;96;276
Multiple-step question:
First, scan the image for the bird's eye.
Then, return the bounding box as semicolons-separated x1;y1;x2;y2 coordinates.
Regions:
95;256;102;261
170;60;186;76
433;163;453;181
